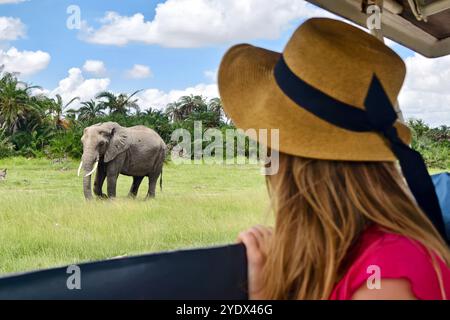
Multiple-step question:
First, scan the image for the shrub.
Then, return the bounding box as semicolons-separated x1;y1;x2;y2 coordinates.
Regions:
47;127;83;159
0;128;14;158
408;119;450;169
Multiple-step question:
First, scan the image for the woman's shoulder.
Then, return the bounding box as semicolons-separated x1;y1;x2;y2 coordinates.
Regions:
360;226;434;266
330;225;450;300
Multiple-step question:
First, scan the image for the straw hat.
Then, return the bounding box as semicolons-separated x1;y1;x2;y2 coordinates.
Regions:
218;18;411;161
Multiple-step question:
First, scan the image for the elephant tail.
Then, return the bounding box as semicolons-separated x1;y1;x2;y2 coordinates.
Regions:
159;169;163;191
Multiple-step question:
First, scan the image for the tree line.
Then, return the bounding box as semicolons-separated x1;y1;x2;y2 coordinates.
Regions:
0;68;231;159
0;68;449;169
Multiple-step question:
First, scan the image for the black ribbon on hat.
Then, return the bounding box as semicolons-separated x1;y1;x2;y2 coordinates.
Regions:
274;56;448;243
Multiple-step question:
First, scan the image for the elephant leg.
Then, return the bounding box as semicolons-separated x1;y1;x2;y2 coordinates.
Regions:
146;158;164;199
94;162;107;198
106;153;126;199
106;162;120;199
146;175;159;199
129;176;144;198
107;174;119;198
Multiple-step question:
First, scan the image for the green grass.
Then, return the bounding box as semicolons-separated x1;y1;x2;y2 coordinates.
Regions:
0;157;270;275
0;158;446;276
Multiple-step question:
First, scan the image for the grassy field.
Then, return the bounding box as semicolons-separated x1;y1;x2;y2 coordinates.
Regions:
0;157;270;275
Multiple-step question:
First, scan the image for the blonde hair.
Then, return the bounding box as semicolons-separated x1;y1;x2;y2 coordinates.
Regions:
262;152;450;299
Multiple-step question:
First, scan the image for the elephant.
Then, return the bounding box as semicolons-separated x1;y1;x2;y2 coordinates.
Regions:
78;122;166;200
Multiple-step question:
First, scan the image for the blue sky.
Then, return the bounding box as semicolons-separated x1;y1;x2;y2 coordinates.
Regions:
1;0;222;91
0;0;449;125
0;0;413;90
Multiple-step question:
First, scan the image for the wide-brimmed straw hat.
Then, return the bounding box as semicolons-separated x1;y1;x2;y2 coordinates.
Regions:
218;18;410;161
218;18;448;243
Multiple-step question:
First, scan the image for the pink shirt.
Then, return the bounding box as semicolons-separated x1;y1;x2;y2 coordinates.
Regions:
329;225;450;300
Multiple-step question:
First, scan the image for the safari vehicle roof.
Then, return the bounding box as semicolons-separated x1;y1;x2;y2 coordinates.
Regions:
306;0;450;58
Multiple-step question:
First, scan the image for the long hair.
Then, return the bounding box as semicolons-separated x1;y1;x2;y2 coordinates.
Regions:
262;152;450;299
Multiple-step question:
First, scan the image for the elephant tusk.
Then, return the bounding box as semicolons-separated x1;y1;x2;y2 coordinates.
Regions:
84;161;98;177
77;161;83;177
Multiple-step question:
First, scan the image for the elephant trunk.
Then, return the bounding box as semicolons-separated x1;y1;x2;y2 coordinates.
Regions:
83;173;93;200
81;151;98;200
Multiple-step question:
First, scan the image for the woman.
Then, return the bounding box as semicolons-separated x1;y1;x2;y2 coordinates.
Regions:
217;18;450;300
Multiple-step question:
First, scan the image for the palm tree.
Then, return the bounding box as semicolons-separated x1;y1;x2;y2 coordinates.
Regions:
132;103;141;116
207;97;224;126
165;101;183;122
64;108;78;122
178;95;207;116
144;107;156;116
165;95;208;122
142;107;160;118
96;90;141;116
0;71;41;134
76;100;106;121
47;94;79;129
144;107;169;124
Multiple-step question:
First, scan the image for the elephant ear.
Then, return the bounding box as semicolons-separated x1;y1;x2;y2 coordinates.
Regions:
104;125;130;163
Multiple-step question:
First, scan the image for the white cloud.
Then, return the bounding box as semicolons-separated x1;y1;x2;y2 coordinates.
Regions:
399;53;450;126
51;68;110;106
203;69;217;82
81;0;328;47
0;0;27;4
82;59;106;76
0;47;50;76
0;16;26;41
125;64;152;79
45;63;215;110
136;83;218;109
45;66;215;111
30;87;50;97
